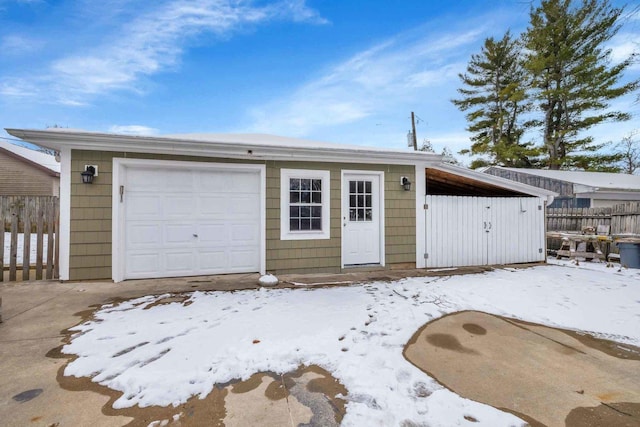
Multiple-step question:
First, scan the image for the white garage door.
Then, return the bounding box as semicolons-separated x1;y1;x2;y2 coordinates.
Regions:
122;165;261;280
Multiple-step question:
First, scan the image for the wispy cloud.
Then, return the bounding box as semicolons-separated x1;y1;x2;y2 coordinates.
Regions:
247;26;486;137
1;34;43;54
0;0;326;104
109;125;159;135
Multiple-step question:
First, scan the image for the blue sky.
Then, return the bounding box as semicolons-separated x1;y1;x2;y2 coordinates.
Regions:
1;0;639;163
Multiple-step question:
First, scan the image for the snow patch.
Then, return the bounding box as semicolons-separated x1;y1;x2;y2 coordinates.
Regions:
62;263;640;426
258;274;278;287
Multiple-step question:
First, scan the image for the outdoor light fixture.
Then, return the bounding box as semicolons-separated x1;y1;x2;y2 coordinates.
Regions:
81;165;97;184
400;176;411;191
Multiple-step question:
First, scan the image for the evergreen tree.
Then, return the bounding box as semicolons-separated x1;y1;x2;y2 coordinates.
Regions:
453;32;537;168
418;139;461;165
524;0;638;170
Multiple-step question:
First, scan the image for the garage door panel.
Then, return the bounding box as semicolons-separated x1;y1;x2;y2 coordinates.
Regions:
128;223;162;246
229;249;259;269
165;224;195;244
230;195;260;216
126;170;167;191
127;253;160;275
199;196;227;215
165;251;195;272
164;170;194;190
198;170;231;192
198;250;228;271
123;165;261;279
230;223;259;243
165;196;196;217
228;172;260;192
197;224;229;244
127;195;163;219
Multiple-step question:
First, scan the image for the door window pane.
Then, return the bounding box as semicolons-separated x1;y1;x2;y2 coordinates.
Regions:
348;180;373;222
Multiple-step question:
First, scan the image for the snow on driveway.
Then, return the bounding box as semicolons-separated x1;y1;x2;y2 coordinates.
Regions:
62;260;640;426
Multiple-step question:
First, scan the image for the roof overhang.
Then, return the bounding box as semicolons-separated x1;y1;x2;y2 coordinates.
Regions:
5;128;442;166
429;163;557;203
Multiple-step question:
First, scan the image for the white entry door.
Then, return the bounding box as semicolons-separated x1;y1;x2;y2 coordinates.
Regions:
342;173;382;265
118;162;262;280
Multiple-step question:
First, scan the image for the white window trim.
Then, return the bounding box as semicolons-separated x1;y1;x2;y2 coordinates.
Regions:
280;169;331;240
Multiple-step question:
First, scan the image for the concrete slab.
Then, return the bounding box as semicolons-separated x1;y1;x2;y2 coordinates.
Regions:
0;268;379;426
404;311;640;427
0;264;543;426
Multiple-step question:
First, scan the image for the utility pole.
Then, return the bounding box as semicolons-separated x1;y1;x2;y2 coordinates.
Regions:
411;111;418;151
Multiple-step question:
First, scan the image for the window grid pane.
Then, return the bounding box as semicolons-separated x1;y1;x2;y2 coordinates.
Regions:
289;177;323;231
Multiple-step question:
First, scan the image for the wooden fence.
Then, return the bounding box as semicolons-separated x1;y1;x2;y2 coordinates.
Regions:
547;201;640;253
1;196;59;282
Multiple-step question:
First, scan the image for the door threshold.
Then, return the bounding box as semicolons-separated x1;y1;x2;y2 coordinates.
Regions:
342;264;385;272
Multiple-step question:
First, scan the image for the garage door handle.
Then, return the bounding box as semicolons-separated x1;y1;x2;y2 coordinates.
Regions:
193;234;198;238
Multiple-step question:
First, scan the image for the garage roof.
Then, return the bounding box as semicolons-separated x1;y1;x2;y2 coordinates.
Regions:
492;167;640;191
5;128;442;165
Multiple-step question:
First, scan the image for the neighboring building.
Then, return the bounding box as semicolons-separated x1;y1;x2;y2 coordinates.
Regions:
0;139;60;196
483;166;640;209
6;128;555;282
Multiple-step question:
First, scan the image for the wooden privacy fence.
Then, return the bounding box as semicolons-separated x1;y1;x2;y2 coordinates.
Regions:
1;196;59;282
547;201;640;253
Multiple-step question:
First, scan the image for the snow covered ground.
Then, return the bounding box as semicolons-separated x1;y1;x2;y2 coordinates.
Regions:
62;259;640;426
3;232;49;265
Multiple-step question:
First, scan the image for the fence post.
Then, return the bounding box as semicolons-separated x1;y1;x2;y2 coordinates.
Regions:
46;198;55;279
0;197;4;282
54;201;60;280
22;198;31;280
36;203;44;280
9;207;18;281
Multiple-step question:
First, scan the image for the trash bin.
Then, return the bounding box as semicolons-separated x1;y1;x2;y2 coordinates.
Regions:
617;242;640;269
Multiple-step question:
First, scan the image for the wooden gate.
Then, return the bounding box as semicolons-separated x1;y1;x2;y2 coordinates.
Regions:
425;196;545;268
1;196;59;282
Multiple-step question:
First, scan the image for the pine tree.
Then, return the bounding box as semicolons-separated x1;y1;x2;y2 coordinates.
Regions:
524;0;638;170
452;32;537;168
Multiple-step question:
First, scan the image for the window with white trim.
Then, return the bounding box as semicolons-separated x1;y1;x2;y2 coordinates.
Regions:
280;169;330;240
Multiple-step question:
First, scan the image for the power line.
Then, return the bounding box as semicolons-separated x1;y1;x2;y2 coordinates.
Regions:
0;135;27;144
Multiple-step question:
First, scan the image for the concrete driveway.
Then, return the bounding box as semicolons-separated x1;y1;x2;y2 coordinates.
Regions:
4;263;616;427
2;267;484;427
404;311;640;427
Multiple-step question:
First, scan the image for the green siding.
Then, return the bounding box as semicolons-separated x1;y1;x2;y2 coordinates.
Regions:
69;150;416;280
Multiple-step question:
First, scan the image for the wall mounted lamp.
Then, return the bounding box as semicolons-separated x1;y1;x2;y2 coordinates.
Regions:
81;165;98;184
400;176;411;191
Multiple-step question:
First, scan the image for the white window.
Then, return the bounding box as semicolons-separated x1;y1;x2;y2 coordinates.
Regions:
280;169;330;240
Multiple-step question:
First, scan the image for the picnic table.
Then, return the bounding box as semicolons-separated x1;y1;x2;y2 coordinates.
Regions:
547;228;612;262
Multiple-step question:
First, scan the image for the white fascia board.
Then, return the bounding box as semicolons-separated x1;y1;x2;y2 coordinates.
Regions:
415;163;427;269
58;147;71;281
6;128;442;166
431;163;557;202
